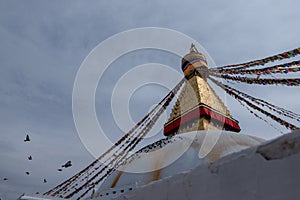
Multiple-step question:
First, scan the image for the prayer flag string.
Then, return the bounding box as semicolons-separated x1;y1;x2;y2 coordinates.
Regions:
209;72;300;86
46;78;185;199
209;77;299;131
211;60;300;76
211;47;300;71
207;78;300;122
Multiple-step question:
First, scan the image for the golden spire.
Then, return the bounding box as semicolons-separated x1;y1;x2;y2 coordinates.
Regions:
190;43;198;53
163;45;240;136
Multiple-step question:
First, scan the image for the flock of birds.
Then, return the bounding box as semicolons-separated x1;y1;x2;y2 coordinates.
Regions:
2;134;73;189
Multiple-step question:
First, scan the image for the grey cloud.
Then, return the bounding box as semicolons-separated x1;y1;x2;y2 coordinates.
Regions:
1;0;300;199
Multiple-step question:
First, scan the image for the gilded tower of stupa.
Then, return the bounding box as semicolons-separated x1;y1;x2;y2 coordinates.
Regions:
164;44;240;136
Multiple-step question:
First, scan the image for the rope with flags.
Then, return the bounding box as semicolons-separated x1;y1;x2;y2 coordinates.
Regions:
208;76;300;122
74;101;173;200
45;78;185;199
50;103;163;197
45;112;153;197
211;60;300;76
211;47;300;71
209;77;299;131
219;85;300;122
235;97;284;134
209;73;300;86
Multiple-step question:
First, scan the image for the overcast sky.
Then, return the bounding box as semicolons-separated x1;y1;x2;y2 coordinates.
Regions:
1;0;300;199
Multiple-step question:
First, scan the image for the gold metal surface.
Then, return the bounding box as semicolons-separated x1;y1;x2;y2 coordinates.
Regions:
167;75;232;133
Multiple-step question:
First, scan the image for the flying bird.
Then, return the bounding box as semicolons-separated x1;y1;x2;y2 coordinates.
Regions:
25;172;30;175
3;178;8;181
24;134;30;142
61;161;72;168
43;179;47;183
57;169;62;172
28;156;32;160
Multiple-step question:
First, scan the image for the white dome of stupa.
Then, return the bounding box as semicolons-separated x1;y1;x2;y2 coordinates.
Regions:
92;130;264;199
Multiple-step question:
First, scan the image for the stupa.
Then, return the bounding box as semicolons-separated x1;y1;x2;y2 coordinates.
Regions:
20;44;300;200
164;44;240;136
91;45;264;199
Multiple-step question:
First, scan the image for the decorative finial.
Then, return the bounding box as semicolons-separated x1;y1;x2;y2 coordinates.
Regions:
190;43;198;53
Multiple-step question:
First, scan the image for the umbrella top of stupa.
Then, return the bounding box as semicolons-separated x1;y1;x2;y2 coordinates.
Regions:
181;44;208;78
